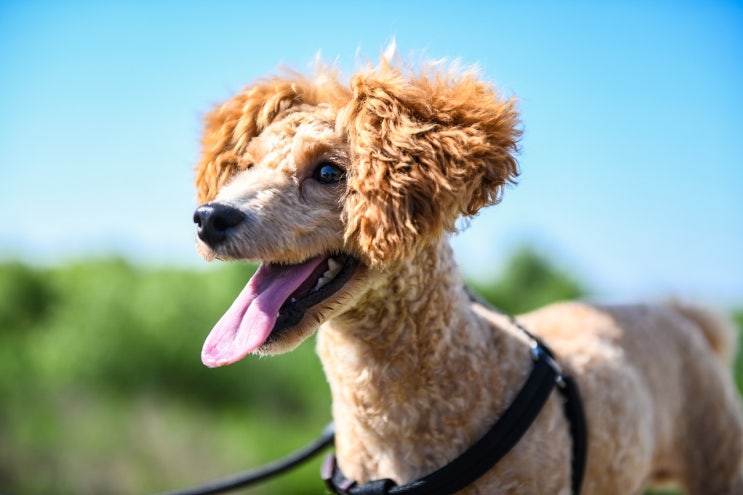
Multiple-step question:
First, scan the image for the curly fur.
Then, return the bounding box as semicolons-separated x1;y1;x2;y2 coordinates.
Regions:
340;61;520;264
193;53;743;494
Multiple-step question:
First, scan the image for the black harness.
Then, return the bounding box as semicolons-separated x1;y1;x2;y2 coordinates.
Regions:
322;324;587;495
154;298;587;495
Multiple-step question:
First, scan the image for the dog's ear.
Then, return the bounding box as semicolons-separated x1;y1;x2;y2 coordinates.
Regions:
195;73;347;203
341;63;521;264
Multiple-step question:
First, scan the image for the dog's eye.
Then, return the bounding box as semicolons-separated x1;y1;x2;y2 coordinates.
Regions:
313;162;345;184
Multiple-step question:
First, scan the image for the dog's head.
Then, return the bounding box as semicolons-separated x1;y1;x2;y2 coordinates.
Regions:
193;58;520;366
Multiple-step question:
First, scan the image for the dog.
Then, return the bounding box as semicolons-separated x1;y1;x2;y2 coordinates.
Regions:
191;53;743;494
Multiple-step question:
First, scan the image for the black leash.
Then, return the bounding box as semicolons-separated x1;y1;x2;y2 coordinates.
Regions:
152;423;335;495
322;335;587;495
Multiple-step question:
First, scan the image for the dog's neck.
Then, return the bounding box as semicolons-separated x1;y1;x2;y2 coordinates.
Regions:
317;241;532;485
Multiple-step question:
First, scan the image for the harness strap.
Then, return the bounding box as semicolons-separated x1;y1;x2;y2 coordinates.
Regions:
561;375;587;495
506;314;587;495
322;340;583;495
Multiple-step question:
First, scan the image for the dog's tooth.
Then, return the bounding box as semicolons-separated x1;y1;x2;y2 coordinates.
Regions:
328;258;341;273
313;276;327;292
311;260;344;293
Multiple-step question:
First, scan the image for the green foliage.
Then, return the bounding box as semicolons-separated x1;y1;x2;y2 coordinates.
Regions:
0;261;56;330
0;258;331;494
0;249;739;495
734;309;743;391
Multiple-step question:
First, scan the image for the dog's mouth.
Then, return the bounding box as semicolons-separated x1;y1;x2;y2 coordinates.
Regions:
201;254;359;367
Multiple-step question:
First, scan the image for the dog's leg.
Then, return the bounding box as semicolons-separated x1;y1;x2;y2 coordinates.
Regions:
678;358;743;494
683;414;743;493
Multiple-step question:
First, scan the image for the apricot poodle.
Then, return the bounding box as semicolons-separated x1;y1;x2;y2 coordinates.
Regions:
191;53;743;494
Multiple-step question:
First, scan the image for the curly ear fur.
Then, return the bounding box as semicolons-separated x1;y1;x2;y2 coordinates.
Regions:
341;63;521;265
195;72;348;203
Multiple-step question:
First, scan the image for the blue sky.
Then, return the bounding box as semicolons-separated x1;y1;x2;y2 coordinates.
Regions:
1;1;741;304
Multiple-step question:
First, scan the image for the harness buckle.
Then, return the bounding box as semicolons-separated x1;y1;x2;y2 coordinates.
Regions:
322;454;398;495
530;339;566;387
322;454;357;495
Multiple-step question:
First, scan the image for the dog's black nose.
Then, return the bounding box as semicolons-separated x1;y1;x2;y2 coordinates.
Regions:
193;203;246;246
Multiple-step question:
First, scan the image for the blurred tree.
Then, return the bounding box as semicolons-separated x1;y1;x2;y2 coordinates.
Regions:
0;262;56;331
469;246;586;314
734;309;743;390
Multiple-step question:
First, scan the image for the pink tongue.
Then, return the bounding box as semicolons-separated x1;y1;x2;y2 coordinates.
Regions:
201;256;325;367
